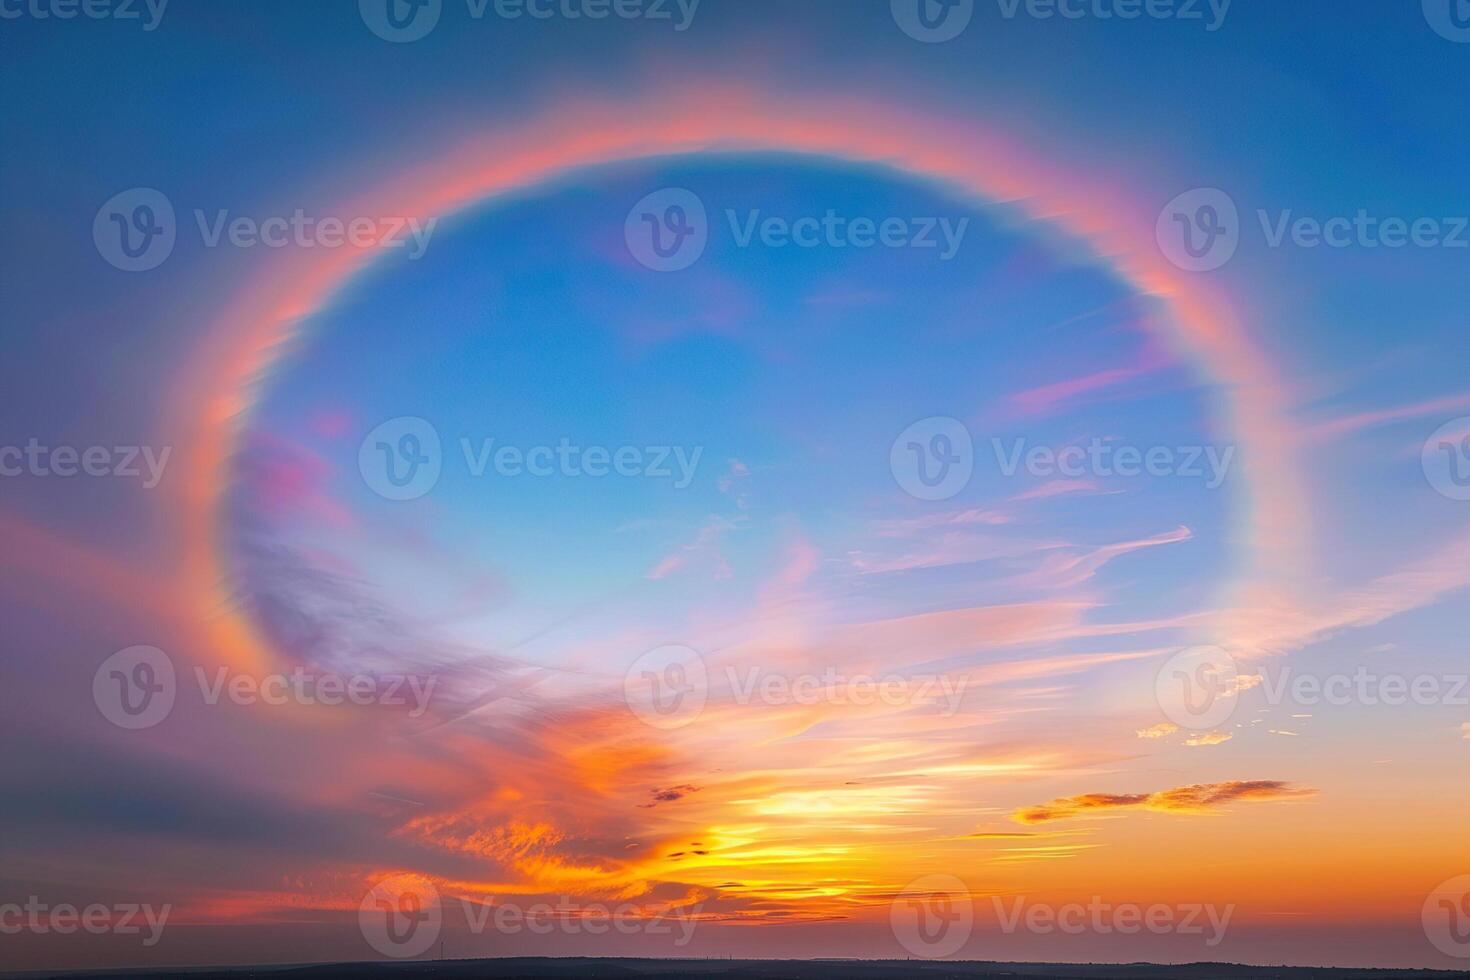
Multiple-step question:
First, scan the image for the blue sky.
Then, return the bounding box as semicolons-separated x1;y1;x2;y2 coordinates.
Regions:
3;1;1470;972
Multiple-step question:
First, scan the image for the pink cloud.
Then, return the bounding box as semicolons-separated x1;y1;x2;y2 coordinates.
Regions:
1016;525;1192;590
1008;343;1168;418
1301;392;1470;442
1012;478;1114;502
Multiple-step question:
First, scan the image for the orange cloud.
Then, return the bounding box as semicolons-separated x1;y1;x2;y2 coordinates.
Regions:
1013;780;1317;824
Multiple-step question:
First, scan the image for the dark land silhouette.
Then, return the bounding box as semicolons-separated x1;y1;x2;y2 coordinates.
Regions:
13;960;1470;980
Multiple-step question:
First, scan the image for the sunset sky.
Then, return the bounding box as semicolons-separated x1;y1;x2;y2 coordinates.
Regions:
3;1;1470;973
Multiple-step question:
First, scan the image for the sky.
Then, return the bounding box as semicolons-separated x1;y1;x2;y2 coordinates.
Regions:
2;0;1470;972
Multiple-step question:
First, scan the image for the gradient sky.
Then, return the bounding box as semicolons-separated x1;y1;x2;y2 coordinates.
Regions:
3;0;1470;973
